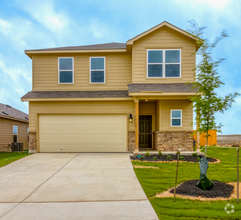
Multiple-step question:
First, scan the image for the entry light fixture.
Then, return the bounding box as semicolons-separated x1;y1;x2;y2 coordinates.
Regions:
129;114;133;123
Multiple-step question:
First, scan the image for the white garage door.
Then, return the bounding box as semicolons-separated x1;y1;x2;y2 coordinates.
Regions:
39;115;127;152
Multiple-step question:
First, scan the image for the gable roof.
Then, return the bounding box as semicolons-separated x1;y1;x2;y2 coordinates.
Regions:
25;21;201;58
0;103;29;122
126;21;201;46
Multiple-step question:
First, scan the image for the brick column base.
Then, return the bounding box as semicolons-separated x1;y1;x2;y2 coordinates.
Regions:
154;131;193;151
29;131;37;153
128;131;135;152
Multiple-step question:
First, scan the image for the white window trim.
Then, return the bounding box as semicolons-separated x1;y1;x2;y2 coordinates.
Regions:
58;57;74;84
13;125;18;142
171;110;182;127
147;49;181;78
90;57;106;84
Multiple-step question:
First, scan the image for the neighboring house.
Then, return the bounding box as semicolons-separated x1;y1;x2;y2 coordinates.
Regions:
22;21;200;153
0;103;29;151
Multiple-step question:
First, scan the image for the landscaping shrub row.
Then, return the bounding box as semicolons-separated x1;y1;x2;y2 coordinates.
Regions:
130;154;218;162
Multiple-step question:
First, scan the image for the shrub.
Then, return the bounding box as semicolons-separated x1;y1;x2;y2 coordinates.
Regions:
193;145;197;151
140;155;144;160
153;156;157;160
167;155;172;160
179;156;185;161
197;157;201;161
145;150;149;157
192;153;198;157
158;150;162;156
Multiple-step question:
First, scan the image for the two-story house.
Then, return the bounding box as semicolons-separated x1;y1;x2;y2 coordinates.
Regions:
22;21;199;153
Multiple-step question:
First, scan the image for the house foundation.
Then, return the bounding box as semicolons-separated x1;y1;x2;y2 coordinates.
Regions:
153;131;193;151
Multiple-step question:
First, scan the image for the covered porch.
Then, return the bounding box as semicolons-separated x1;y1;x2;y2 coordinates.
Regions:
127;83;199;153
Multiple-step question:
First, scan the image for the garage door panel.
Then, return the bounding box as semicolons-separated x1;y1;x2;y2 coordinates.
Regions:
39;115;127;152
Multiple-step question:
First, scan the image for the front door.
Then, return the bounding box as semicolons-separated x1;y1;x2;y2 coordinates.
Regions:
139;115;152;148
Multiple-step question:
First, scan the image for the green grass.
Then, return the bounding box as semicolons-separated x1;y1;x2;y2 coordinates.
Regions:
0;151;30;168
132;146;241;219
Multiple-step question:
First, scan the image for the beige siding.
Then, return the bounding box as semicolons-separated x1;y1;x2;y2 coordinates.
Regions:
0;118;29;151
158;100;193;131
156;100;160;131
132;26;196;83
32;52;132;91
29;101;135;132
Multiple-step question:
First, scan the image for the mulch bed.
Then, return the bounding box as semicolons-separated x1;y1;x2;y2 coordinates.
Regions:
130;154;217;163
169;180;234;198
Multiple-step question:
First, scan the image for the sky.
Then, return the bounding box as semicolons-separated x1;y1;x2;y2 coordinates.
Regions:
0;0;240;134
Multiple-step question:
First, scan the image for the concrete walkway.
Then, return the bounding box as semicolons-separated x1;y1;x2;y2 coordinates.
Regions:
0;153;158;220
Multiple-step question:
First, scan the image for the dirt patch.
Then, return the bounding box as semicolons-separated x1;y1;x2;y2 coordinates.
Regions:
155;181;241;201
133;165;160;169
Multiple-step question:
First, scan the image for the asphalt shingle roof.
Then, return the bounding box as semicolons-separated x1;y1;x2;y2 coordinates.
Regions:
0;103;29;122
26;43;126;52
21;90;129;99
127;83;198;93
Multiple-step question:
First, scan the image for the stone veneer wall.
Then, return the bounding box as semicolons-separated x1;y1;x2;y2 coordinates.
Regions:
154;131;193;151
128;131;135;151
29;131;37;153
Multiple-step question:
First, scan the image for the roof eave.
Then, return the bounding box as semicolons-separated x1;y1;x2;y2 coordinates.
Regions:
21;97;133;102
129;92;199;96
25;48;128;58
0;114;29;123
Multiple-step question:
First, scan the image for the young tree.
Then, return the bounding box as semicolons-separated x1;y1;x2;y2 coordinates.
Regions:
187;20;240;157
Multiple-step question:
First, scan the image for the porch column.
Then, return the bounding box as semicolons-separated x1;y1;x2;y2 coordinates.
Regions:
135;99;139;152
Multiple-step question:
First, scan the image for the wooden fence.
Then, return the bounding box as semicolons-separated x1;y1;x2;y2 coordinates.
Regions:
193;130;217;146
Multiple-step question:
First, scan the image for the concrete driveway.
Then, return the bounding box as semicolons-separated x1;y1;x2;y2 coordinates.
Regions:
0;153;158;220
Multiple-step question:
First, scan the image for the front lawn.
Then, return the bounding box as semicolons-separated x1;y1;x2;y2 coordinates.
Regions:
0;151;29;168
132;146;241;219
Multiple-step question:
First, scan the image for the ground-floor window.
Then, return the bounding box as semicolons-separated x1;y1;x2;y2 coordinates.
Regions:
13;125;18;142
171;110;182;127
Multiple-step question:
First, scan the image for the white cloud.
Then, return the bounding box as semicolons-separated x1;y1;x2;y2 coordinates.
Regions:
19;0;69;33
89;19;117;40
194;0;229;9
0;19;12;35
0;59;31;113
0;60;31;84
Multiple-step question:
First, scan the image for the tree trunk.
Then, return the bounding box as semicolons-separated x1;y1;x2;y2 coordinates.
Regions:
204;131;209;158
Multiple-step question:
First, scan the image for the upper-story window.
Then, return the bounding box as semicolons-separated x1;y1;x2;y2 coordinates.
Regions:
90;57;105;83
147;49;181;78
58;57;74;83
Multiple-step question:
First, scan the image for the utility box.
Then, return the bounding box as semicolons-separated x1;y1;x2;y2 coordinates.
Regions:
11;142;23;152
